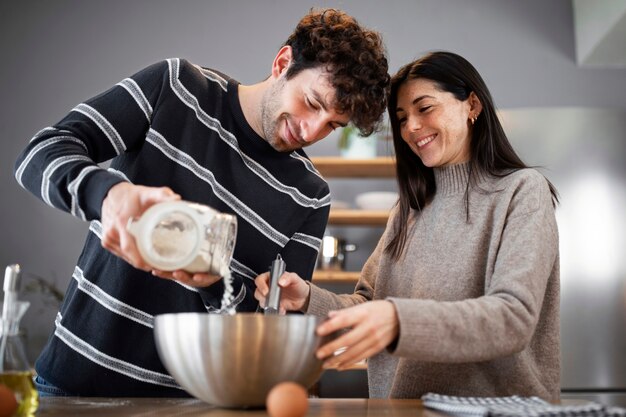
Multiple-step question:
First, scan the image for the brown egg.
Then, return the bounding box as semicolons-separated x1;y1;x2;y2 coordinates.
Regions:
266;382;309;417
0;384;18;417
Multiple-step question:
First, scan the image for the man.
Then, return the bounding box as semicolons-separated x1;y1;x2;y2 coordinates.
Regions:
14;8;389;397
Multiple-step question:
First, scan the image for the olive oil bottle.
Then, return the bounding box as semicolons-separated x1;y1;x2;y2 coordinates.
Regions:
1;265;39;416
0;371;38;416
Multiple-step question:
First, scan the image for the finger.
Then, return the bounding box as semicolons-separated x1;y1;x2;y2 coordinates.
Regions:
101;238;120;256
278;271;296;287
254;289;266;308
254;272;270;295
336;347;378;371
324;335;377;370
331;349;371;371
141;186;181;206
316;330;355;360
151;270;175;280
100;224;120;252
168;271;197;287
315;310;373;359
99;231;128;264
254;288;267;305
172;270;192;281
119;232;150;271
167;270;222;288
191;273;221;287
317;310;357;336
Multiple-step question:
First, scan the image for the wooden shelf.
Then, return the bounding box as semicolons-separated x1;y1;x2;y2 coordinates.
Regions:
328;209;389;225
311;157;395;178
313;270;360;283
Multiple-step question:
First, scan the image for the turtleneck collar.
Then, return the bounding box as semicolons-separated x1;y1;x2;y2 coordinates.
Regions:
433;162;487;196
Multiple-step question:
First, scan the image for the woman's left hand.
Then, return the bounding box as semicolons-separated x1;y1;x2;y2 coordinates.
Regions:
315;300;399;370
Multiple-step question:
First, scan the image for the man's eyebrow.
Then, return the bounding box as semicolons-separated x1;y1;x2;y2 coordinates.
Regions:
311;89;348;127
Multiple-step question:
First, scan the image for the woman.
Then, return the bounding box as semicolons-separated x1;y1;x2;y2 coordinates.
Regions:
255;51;560;401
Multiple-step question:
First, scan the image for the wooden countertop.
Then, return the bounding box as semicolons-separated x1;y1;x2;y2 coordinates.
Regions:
37;398;443;416
37;397;591;416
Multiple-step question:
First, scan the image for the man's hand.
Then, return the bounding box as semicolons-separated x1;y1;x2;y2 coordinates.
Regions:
151;269;223;288
100;182;180;271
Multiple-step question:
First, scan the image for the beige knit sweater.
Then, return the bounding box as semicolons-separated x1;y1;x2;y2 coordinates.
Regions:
306;162;560;401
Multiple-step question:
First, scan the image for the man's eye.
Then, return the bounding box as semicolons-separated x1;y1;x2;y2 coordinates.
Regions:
306;97;319;110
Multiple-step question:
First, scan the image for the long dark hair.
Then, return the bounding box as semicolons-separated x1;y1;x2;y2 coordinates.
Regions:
385;51;559;260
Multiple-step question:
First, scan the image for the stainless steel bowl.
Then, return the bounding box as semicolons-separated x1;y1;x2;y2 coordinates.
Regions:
154;312;331;408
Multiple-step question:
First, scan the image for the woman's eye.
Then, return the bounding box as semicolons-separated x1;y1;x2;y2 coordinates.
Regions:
419;106;431;113
398;117;407;126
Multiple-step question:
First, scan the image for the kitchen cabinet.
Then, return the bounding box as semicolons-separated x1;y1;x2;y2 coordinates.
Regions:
310;157;395;283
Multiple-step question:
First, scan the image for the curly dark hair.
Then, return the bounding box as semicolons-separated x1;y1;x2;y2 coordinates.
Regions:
284;8;390;136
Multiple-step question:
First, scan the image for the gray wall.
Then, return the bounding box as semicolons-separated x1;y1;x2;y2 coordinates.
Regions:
2;0;626;361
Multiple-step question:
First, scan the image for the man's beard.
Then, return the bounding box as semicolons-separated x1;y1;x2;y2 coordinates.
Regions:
260;78;298;152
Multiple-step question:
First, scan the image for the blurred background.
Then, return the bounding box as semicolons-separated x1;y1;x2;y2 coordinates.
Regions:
1;0;625;404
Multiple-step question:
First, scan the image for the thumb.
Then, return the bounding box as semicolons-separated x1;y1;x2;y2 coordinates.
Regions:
278;271;301;288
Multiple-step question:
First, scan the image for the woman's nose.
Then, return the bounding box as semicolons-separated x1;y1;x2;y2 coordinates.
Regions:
407;115;421;132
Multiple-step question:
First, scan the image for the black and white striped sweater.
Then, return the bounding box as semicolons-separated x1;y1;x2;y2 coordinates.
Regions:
14;58;330;396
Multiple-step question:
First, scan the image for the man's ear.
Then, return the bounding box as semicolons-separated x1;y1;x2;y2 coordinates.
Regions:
271;45;293;79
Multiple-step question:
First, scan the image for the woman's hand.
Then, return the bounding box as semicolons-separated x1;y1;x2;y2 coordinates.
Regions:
315;300;399;370
254;271;311;313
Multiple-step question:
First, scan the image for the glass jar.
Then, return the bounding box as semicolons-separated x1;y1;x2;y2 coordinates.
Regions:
127;201;237;275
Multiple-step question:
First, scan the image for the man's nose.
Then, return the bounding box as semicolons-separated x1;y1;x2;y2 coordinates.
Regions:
300;117;328;143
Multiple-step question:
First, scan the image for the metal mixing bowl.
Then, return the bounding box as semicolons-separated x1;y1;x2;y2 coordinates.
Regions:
154;312;331;408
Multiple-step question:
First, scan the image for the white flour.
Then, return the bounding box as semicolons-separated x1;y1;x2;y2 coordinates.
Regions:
152;226;194;261
220;267;236;315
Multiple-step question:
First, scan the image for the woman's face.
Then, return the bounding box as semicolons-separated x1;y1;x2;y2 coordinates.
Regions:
395;78;474;168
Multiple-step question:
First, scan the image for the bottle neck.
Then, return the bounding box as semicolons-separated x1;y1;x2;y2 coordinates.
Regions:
1;318;21;336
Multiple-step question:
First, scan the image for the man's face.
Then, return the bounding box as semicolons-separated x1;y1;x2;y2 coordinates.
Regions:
260;67;351;152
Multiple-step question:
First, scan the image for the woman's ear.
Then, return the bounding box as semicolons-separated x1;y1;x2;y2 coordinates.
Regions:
468;91;483;118
271;45;293;79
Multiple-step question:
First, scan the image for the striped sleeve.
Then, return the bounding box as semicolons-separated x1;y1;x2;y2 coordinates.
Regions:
281;202;330;281
13;61;170;220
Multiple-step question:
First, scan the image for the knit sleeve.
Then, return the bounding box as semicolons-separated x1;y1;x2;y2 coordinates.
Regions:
388;172;559;362
13;60;171;220
305;209;394;316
